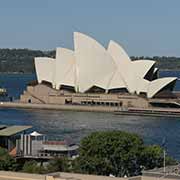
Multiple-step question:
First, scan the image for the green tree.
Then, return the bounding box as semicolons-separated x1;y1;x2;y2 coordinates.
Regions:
74;131;176;177
75;131;144;177
140;145;163;170
0;147;17;171
140;145;177;170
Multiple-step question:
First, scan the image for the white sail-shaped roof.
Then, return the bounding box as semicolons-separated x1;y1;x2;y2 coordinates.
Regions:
107;40;132;91
132;60;155;78
147;77;177;98
74;32;116;92
107;40;131;65
55;48;76;89
108;41;156;93
130;60;155;93
35;57;55;86
107;71;126;90
128;61;155;93
34;32;177;98
135;78;149;94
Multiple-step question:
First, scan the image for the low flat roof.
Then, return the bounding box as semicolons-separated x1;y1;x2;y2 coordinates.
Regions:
0;126;32;136
0;125;7;130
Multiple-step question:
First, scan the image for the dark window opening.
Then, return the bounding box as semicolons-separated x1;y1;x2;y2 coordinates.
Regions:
101;102;105;106
65;99;72;104
85;86;105;93
108;88;128;94
41;80;53;88
91;100;95;105
139;92;147;98
150;102;180;108
59;85;75;93
144;64;155;81
97;102;100;105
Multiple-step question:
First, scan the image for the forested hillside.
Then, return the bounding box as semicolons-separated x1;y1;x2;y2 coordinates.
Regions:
131;56;180;70
0;49;179;73
0;49;55;73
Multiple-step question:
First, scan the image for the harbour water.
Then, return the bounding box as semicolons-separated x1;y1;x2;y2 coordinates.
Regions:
0;72;180;160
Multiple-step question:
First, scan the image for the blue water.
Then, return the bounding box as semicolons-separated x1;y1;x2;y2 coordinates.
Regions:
0;72;180;160
0;74;36;99
159;71;180;91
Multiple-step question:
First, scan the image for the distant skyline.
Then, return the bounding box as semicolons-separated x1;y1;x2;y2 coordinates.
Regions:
0;0;180;56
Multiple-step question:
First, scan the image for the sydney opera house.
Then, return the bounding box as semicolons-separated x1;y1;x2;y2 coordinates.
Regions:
20;32;180;110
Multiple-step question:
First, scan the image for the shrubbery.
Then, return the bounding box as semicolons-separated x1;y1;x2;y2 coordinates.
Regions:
22;157;69;174
0;147;17;171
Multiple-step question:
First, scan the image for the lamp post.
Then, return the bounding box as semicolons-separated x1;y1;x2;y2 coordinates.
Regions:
161;137;167;175
163;148;166;174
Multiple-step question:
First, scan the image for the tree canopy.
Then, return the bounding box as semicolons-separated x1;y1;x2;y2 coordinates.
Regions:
74;131;177;177
0;48;55;73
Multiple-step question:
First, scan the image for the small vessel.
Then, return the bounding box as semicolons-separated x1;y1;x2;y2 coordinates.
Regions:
0;87;7;96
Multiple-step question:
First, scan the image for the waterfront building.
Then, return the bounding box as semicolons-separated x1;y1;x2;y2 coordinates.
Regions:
16;131;78;159
0;125;31;154
0;125;78;159
20;32;180;110
35;32;177;98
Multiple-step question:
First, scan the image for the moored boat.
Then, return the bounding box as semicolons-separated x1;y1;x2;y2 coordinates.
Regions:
0;87;7;96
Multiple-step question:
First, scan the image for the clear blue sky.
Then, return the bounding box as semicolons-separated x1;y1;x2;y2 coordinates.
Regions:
0;0;180;56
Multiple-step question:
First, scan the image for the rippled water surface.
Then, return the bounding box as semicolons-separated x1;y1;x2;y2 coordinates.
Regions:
0;72;180;160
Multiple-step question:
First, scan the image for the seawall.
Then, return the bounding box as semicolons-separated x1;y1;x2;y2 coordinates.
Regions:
0;102;118;112
1;102;180;117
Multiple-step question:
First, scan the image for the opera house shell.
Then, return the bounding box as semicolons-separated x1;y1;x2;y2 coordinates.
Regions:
34;32;177;99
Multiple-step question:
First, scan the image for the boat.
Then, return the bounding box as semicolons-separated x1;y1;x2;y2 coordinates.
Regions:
114;107;180;117
0;87;7;96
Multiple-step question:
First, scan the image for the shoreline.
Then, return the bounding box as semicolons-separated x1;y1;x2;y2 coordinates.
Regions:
0;102;117;113
1;102;180;117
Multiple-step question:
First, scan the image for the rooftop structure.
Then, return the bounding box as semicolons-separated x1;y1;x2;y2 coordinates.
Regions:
35;32;177;98
0;124;78;159
16;131;79;159
0;125;32;152
0;125;32;137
